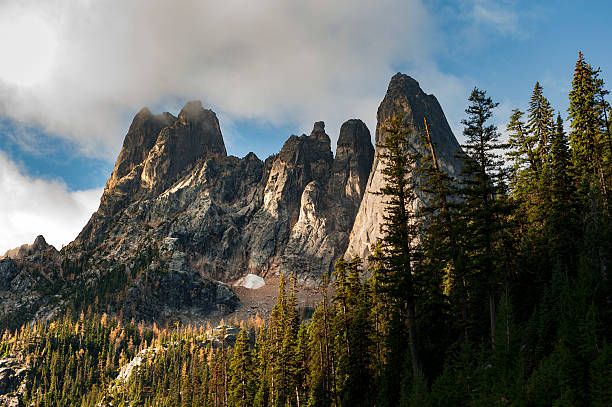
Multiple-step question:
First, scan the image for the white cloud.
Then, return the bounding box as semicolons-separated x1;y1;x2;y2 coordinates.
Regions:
472;0;522;36
0;151;102;254
0;0;451;159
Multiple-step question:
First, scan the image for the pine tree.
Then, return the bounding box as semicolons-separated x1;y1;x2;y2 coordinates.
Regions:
568;52;612;298
507;109;537;180
294;323;308;407
282;275;301;407
228;330;255;407
253;328;270;407
413;120;457;373
547;113;578;274
268;274;288;406
527;82;555;166
332;256;374;407
458;87;508;348
307;276;335;407
568;51;611;209
372;114;422;379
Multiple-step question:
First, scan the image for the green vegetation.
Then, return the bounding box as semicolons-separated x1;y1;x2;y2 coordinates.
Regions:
2;52;612;406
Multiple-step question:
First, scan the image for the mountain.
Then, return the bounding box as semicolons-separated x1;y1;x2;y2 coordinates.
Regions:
0;73;462;330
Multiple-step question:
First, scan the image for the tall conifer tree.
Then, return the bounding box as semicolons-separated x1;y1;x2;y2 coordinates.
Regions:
568;51;611;209
373;114;421;379
458;88;507;347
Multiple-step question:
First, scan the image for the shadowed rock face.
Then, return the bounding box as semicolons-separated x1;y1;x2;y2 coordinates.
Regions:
141;101;226;193
1;73;463;327
109;108;176;187
346;73;463;260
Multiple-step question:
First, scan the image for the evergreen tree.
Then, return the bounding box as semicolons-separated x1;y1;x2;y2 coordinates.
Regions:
228;330;255;407
307;276;335;407
253;328;270;407
547;113;578;274
413;120;457;374
507;109;537;180
332;256;374;407
568;51;611;209
458;87;508;347
527;82;555;165
282;275;301;407
268;274;288;406
372;114;422;380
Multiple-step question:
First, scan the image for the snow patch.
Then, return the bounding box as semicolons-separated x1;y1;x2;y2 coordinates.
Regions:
235;273;265;289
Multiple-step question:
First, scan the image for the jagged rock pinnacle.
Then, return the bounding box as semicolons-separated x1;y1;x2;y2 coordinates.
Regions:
346;72;463;260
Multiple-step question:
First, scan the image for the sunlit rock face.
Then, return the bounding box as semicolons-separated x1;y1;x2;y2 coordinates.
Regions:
346;73;463;261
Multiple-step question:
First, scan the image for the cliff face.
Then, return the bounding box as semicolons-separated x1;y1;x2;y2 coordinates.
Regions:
345;73;463;260
0;73;461;328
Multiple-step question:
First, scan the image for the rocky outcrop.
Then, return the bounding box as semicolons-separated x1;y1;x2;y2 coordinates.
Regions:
1;235;56;260
0;358;29;406
0;259;18;292
280;120;374;280
141;100;226;193
346;73;463;260
107;108;176;191
247;122;335;278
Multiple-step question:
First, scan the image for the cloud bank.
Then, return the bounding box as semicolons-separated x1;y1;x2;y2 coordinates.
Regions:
0;151;102;254
0;0;450;158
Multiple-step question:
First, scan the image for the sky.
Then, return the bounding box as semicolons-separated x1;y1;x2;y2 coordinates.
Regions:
0;0;611;253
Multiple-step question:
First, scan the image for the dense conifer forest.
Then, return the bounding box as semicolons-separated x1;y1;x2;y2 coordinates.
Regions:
2;52;612;406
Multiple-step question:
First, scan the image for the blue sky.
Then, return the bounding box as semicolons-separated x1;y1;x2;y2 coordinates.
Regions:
0;0;611;252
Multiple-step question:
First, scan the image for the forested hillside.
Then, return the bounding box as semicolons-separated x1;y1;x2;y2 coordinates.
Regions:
1;52;611;406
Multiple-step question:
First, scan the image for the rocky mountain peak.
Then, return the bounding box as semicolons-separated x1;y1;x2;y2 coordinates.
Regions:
1;235;56;260
329;119;374;208
173;100;226;156
346;72;463;260
276;122;333;181
3;74;462;328
140;101;226;192
376;73;459;155
178;100;207;123
310;121;330;144
76;101;228;247
31;235;50;252
108;108;176;188
387;72;422;95
336;119;374;158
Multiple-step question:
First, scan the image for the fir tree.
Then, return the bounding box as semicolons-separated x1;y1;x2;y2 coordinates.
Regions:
458;87;507;348
547;113;578;274
568;51;611;209
373;114;422;379
527;82;555;165
307;276;335;407
228;330;255;407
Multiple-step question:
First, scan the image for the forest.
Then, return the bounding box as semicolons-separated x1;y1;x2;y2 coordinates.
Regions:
1;52;611;406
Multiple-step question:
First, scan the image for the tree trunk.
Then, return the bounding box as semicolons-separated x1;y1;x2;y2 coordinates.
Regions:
489;287;496;349
406;301;420;378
